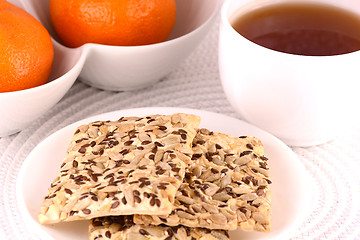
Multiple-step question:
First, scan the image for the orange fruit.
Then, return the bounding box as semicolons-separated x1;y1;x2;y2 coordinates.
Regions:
0;0;54;93
49;0;176;48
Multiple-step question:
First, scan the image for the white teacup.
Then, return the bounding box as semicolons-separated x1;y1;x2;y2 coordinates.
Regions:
219;0;360;146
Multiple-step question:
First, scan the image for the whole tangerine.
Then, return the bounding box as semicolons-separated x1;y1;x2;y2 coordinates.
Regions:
49;0;176;48
0;0;54;93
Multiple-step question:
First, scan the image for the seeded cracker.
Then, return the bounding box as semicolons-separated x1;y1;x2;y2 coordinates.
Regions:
134;129;272;232
89;216;230;240
38;113;200;224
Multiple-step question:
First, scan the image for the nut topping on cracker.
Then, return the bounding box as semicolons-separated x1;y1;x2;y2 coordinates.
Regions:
38;113;200;224
134;129;271;232
89;216;230;240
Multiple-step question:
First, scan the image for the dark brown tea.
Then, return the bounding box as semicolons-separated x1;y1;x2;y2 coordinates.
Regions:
231;2;360;56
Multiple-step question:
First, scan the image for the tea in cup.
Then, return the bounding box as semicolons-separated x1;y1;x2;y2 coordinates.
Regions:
219;0;360;146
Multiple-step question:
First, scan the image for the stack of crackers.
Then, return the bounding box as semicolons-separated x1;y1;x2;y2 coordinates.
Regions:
38;113;271;240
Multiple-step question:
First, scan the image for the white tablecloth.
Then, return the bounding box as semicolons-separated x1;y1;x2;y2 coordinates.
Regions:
1;14;360;240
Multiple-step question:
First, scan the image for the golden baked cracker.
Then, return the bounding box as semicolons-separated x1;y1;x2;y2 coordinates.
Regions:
135;129;271;232
38;113;200;224
89;216;229;240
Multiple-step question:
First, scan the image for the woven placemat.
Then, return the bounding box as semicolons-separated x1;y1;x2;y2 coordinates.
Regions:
1;13;360;240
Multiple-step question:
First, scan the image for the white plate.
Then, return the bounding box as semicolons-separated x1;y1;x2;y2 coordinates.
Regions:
17;107;311;240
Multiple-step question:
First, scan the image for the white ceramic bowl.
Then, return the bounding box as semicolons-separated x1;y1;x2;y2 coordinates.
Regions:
0;0;219;137
0;39;84;137
22;0;220;91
